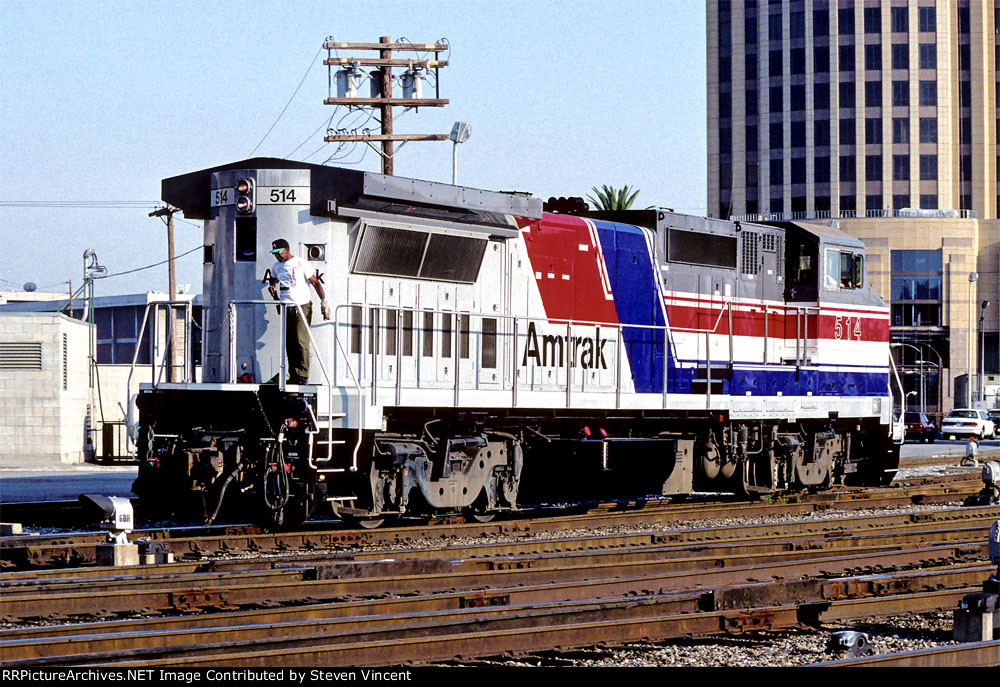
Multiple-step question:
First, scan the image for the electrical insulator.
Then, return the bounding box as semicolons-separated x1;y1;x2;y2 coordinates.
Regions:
235;177;255;215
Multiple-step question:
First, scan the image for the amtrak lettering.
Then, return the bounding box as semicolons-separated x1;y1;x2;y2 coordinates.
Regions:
520;322;610;369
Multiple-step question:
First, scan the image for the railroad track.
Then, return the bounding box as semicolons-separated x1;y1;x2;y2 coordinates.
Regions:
1;504;998;667
1;473;986;571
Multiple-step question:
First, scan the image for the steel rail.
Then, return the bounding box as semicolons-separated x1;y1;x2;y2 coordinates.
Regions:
60;587;984;668
0;539;989;621
4;502;997;571
2;567;991;665
813;641;1000;667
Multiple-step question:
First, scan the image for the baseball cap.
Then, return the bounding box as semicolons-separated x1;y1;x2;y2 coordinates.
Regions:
270;239;289;254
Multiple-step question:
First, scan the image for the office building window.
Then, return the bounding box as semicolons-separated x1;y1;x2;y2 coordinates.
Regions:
839;81;856;108
919;154;937;180
839;44;856;71
745;16;758;44
840;155;857;182
890;6;908;32
840;194;857;212
919;194;937;209
959;44;971;71
865;117;882;144
815;156;831;183
891;249;942;327
917;7;935;32
918;80;936;106
770;49;783;76
815;195;831;212
790;11;805;38
865;80;881;107
720;92;732;118
865;43;881;71
770;121;783;148
918;43;936;69
791;120;806;147
769;85;783;111
838;8;855;34
746;161;759;186
919;117;936;143
866;194;884;210
892;193;910;209
790;84;806;111
891;80;909;106
892;155;909;181
960;80;971;108
892;117;909;144
769;12;782;40
720;128;732;154
891;44;908;70
770;158;783;186
746;125;759;152
958;5;970;34
815;46;830;73
746;90;758;116
814;8;830;36
719;57;731;83
815;119;830;147
770;196;784;213
864;7;880;33
840;118;856;145
746;55;758;79
840;155;858;182
865;155;882;180
790;47;805;74
791;157;806;184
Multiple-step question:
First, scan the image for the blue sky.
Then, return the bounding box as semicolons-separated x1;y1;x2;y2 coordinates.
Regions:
0;0;707;296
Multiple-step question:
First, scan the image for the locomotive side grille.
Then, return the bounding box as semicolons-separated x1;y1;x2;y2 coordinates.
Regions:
353;224;487;283
762;233;777;252
0;342;43;370
741;231;761;275
420;234;487;282
354;225;426;277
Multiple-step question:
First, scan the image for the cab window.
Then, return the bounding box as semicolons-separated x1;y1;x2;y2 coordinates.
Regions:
825;249;863;289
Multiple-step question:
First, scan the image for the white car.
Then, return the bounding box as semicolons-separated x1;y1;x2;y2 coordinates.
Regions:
940;409;996;440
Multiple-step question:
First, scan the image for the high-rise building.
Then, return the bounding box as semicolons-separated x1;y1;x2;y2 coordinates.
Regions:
707;0;999;416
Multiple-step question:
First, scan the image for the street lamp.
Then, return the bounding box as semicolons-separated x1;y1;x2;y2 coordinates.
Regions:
981;300;991;405
449;121;471;185
891;342;930;415
906;390;918;413
968;272;978;407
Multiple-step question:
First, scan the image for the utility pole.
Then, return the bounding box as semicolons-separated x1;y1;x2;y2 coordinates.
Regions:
150;205;180;382
322;37;451;175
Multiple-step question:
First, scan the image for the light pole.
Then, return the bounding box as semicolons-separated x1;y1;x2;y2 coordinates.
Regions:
449;121;471;185
891;342;927;415
980;300;991;405
968;272;978;407
906;390;918;413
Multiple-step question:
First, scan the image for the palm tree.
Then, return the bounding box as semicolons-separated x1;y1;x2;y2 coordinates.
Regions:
586;184;640;211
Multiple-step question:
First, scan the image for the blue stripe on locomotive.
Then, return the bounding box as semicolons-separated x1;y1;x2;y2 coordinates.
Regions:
593;219;668;394
592;219;889;398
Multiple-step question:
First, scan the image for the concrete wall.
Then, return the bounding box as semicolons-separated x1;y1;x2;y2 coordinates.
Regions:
0;313;91;465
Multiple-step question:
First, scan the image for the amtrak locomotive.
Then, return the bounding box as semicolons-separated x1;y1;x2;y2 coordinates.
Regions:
129;158;902;527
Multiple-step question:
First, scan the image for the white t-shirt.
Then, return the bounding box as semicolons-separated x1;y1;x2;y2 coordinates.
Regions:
272;255;312;305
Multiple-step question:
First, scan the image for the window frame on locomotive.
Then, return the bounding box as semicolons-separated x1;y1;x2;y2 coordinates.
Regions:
824;247;865;290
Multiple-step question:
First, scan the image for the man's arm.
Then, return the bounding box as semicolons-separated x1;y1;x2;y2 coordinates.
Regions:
308;272;329;319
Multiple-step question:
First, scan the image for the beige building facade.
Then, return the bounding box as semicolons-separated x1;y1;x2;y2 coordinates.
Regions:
708;0;1000;416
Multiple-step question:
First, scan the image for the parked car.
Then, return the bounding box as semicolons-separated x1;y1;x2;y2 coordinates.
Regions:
989;409;1000;427
903;412;936;443
940;409;996;440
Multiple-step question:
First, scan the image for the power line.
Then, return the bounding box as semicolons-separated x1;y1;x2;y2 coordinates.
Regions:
94;245;203;280
0;201;160;208
250;47;323;157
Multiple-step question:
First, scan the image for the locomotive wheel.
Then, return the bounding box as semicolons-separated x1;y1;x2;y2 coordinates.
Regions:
341;514;389;529
463;508;496;523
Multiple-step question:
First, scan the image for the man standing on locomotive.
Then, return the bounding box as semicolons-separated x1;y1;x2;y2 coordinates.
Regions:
267;238;329;384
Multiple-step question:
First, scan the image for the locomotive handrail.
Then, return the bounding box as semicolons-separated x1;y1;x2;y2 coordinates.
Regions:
122;300;194;455
331;300;742;413
228;299;355;472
